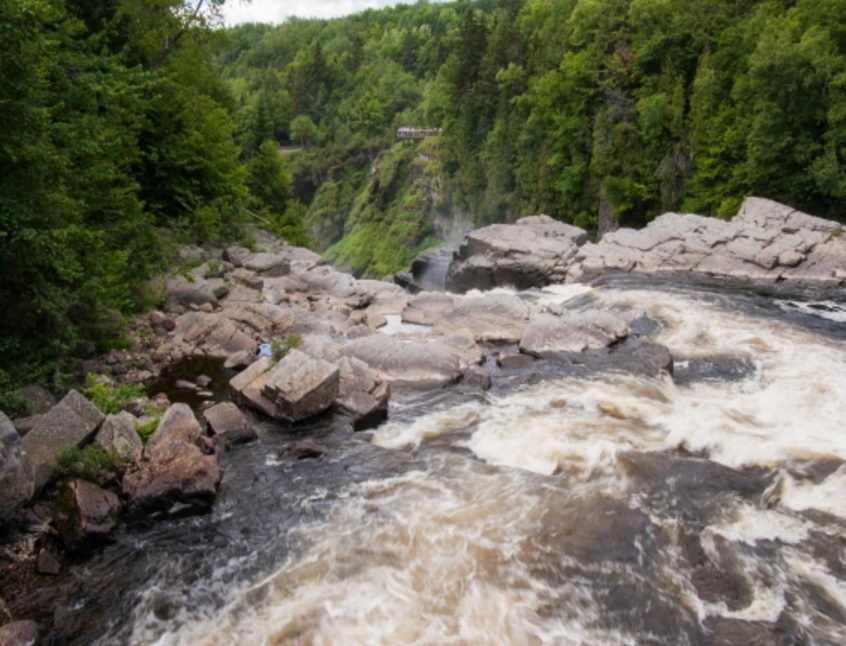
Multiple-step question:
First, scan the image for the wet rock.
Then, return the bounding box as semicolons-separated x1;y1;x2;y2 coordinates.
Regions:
196;390;213;399
396;247;454;292
146;404;201;449
36;548;61;576
569;197;846;292
519;311;629;357
434;293;532;343
174;379;197;391
336;357;390;430
56;478;121;552
497;352;535;369
195;375;212;389
673;356;755;385
401;292;454;325
123;440;221;514
95;412;143;462
203;403;256;446
342;335;462;387
704;618;778;646
261;349;340;422
16;385;55;416
0;412;33;523
462;365;492;390
278;438;325;461
611;339;674;376
20;390;104;491
0;620;38;646
243;252;290;277
447;215;588;292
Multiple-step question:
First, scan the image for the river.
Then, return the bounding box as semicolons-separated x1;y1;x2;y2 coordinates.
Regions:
32;279;846;645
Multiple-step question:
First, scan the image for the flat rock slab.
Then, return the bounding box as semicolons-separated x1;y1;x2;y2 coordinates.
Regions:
447;215;588;292
21;390;104;491
0;412;33;522
261;349;340;422
434;293;533;343
56;478;120;552
342;335;462;387
95;412;143;462
519;312;630;357
401;292;455;326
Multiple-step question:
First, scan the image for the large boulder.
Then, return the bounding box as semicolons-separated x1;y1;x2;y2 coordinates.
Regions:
434;293;533;343
242;252;290;277
342;335;463;387
146;404;201;449
569;197;846;291
55;478;121;552
164;275;221;308
519;311;630;357
16;384;55;416
261;349;340;422
395;247;455;292
203;402;256;446
0;412;33;522
446;215;588;292
229;356;278;419
0;620;38;646
95;412;143;462
20;390;104;491
169;312;257;358
123;440;222;515
336;357;390;430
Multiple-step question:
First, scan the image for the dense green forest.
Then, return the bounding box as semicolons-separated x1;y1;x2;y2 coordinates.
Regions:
2;0;845;398
0;0;303;394
221;0;846;273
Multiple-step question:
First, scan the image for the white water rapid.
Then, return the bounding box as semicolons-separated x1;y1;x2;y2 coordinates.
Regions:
123;282;846;646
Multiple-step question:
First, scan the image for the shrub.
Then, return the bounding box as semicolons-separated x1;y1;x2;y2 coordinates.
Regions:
53;444;121;482
134;405;163;443
203;260;221;279
83;374;145;414
271;334;302;363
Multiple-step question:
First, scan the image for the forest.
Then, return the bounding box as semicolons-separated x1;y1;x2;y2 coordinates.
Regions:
2;0;845;397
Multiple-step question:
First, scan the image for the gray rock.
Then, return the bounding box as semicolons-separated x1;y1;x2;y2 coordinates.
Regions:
336;357;390;430
395;247;455;292
56;478;120;552
123;440;221;515
146;404;201;449
497;352;535;369
0;620;38;646
195;375;212;388
229;356;278;419
447;215;588;292
342;335;462;387
203;402;256;446
20;390;104;491
174;379;198;391
223;350;255;371
568;197;846;292
0;412;33;522
261;349;340;422
519;312;629;358
243;252;290;277
224;246;250;267
401;292;454;326
95;412;143;462
434;293;533;343
165;275;219;307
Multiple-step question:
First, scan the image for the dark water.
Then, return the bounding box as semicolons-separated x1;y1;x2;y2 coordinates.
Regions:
10;281;846;646
146;357;234;410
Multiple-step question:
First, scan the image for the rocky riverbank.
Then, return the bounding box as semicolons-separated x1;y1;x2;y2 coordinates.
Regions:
1;196;845;643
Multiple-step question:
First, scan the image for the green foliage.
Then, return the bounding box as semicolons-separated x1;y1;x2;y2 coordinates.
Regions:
203;260;221;279
134;406;163;443
271;334;302;363
82;374;145;415
0;370;28;418
53;444;121;482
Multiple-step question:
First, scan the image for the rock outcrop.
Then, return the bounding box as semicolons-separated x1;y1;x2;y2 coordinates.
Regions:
568;197;846;291
342;335;463;387
261;349;340;422
519;311;630;357
446;215;588;292
0;412;33;523
203;402;256;446
20;390;105;491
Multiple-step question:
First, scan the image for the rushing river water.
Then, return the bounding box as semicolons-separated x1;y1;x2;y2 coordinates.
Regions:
28;280;846;646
